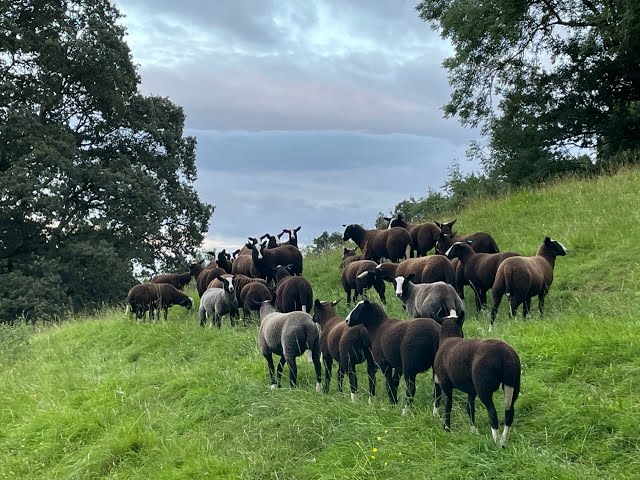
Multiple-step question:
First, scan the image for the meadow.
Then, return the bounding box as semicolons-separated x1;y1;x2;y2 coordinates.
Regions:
1;168;640;479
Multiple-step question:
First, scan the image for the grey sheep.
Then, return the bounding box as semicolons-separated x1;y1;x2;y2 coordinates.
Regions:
199;275;239;328
257;301;321;389
393;275;465;324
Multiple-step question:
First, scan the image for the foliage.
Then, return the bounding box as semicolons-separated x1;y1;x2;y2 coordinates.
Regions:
0;0;213;322
1;168;640;478
416;0;640;184
306;230;345;254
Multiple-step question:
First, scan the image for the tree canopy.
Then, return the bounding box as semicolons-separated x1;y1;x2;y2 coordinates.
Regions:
417;0;640;184
0;0;213;322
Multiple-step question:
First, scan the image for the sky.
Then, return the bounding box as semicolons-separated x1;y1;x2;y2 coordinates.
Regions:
113;0;479;250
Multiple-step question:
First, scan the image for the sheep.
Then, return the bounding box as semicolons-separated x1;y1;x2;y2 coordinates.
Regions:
247;242;303;284
342;224;411;263
199;275;239;328
393;275;465;324
340;246;363;267
345;296;441;414
149;260;204;290
216;250;233;273
231;254;256;277
196;266;227;297
341;259;386;305
490;237;567;327
239;282;272;323
445;242;521;311
386;214;441;257
126;283;192;321
258;301;322;389
260;233;280;249
273;265;313;313
434;315;521;446
377;256;455;287
312;299;376;400
434;219;500;255
277;226;301;247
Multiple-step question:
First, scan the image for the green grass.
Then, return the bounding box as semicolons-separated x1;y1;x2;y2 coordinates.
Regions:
2;168;640;479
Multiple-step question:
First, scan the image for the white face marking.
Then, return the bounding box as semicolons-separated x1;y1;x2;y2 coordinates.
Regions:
394;276;405;296
345;300;364;322
357;271;369;279
444;242;463;257
375;264;382;270
449;309;457;318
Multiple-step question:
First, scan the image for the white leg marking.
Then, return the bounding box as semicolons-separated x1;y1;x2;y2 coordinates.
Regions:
432;404;439;418
491;428;500;444
501;426;511;446
434;374;440;384
368;396;373;405
316;382;321;393
402;406;410;416
504;385;515;409
302;305;307;313
305;350;313;363
350;392;357;403
488;324;493;333
270;384;277;390
470;426;479;434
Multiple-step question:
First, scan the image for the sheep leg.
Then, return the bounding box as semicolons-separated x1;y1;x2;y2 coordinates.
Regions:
466;393;478;433
323;355;333;394
345;288;352;305
264;353;277;387
382;365;397;405
538;292;546;317
365;350;377;399
508;295;520;318
402;374;416;415
502;385;519;446
523;298;531;318
163;307;168;322
478;391;500;445
490;292;503;329
275;356;286;388
312;345;322;392
479;290;488;311
242;307;251;325
214;313;222;328
337;364;345;393
443;383;454;431
286;356;298;388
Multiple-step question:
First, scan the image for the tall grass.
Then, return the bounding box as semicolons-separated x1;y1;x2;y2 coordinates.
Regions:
1;168;639;479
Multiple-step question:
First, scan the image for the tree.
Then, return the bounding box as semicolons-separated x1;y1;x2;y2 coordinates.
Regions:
0;0;213;322
417;0;640;183
307;231;344;254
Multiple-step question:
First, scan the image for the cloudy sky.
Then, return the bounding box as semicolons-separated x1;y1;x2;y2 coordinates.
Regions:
113;0;478;250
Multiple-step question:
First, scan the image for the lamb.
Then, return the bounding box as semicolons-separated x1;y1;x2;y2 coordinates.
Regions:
149;260;204;290
273;265;313;313
239;282;272;323
258;301;322;389
126;283;193;321
434;219;500;255
345;296;441;414
434;315;521;446
445;242;521;311
491;237;567;327
199;275;239;328
248;242;303;284
386;214;441;257
312;299;376;400
341;259;386;305
393;275;465;324
277;226;301;247
342;224;411;263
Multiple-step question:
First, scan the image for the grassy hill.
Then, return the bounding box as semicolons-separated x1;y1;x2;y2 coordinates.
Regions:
2;168;640;479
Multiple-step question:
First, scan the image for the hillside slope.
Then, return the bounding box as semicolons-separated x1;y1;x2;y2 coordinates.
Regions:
1;168;640;479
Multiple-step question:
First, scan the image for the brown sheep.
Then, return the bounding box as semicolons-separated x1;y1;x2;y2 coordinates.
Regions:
386;214;441;257
490;237;567;327
341;259;386;305
126;283;192;321
239;282;272;323
342;224;411;263
149;260;204;290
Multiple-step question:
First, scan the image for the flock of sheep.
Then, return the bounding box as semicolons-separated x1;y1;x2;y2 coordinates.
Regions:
125;219;568;447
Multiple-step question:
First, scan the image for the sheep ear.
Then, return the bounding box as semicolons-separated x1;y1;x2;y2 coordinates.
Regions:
434;221;442;228
314;299;322;307
343;247;348;253
198;259;205;265
294;226;301;233
406;273;416;283
331;298;343;306
342;224;348;227
383;217;391;222
544;236;552;245
448;219;457;227
397;213;403;220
